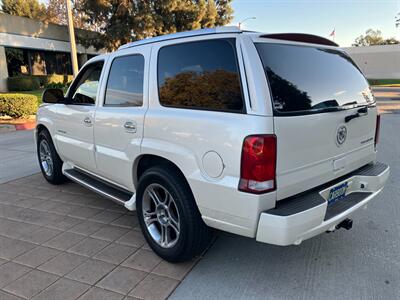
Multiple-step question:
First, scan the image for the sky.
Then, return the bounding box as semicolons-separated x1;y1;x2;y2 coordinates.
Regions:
2;0;398;47
230;0;400;47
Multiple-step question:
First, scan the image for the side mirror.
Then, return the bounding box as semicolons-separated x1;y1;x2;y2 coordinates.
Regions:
42;88;65;104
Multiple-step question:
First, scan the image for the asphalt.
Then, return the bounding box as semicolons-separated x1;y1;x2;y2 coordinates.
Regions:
0;130;39;184
171;114;400;300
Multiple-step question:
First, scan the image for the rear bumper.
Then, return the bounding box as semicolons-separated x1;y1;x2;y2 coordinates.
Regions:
256;162;390;246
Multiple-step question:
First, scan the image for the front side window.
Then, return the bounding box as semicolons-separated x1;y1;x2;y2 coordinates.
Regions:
157;39;244;113
104;55;144;107
70;61;104;105
255;43;374;114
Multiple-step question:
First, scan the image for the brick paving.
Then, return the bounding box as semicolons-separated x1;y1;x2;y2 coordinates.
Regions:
0;174;197;300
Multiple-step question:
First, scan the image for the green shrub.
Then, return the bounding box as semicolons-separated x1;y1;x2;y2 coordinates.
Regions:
368;79;400;86
7;76;40;91
35;74;73;87
45;82;65;89
0;94;38;118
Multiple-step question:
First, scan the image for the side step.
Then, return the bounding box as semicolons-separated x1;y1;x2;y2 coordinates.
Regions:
63;168;136;210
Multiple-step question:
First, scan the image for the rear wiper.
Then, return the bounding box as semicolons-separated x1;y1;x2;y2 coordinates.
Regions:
344;106;368;123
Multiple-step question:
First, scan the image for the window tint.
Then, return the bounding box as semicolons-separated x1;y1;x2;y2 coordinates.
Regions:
70;62;104;105
105;55;144;107
255;43;374;114
157;39;244;113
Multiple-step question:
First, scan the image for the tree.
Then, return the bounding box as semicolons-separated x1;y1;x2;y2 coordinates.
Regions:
352;29;399;46
77;0;234;51
45;0;69;26
45;0;93;30
1;0;46;20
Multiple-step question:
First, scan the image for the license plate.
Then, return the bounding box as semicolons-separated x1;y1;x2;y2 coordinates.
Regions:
327;182;349;205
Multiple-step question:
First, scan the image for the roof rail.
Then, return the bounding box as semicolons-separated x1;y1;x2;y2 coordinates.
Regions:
118;26;242;50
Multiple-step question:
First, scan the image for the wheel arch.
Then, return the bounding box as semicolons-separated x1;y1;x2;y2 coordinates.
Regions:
36;123;48;135
134;154;189;188
35;116;56;144
35;121;62;157
35;123;49;144
133;153;202;209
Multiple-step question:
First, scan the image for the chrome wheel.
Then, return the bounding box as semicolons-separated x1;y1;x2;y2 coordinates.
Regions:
39;139;53;177
142;183;180;248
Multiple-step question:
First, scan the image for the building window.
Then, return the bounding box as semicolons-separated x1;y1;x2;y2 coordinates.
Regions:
54;53;72;75
5;48;30;76
5;47;73;77
29;51;47;75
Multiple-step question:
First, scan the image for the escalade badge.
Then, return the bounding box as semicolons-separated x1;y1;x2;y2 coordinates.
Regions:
336;125;347;146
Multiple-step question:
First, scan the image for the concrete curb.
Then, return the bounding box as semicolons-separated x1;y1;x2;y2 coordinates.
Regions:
0;122;35;133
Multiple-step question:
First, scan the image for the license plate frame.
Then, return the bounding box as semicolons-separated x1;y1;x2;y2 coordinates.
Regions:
327;181;349;205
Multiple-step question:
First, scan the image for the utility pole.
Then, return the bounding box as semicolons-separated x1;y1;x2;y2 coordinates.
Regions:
66;0;79;77
238;17;256;30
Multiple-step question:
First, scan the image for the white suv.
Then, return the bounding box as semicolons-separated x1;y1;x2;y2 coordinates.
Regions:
36;27;389;262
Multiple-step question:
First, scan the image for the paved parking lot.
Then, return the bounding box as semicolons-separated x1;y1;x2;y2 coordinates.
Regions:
0;98;399;299
0;175;197;299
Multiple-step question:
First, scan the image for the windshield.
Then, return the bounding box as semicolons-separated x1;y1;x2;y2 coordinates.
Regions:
255;43;374;114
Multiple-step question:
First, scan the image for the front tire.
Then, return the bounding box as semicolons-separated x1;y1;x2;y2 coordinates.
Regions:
136;166;212;262
37;129;66;184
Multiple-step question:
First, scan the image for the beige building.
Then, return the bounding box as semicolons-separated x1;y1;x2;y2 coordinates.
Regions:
344;44;400;80
0;13;102;92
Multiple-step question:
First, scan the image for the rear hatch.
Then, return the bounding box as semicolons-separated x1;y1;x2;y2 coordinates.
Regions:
255;42;377;200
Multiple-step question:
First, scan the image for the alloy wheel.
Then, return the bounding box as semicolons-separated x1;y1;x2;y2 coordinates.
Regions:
142;183;180;248
39;139;53;177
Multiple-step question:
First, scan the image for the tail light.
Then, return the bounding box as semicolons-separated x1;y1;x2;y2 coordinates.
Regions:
239;135;277;194
374;114;381;149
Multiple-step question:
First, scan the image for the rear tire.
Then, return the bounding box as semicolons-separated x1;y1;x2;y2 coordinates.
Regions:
37;129;67;184
136;165;212;262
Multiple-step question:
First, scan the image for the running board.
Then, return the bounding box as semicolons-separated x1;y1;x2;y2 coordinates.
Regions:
63;168;136;210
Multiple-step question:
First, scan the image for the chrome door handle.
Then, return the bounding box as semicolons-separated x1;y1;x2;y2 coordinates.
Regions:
83;117;92;126
124;121;137;133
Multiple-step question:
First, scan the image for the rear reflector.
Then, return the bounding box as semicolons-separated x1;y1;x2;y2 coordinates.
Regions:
239;135;277;194
374;114;381;149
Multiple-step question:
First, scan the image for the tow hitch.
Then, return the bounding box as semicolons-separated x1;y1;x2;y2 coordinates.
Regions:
336;218;353;230
326;218;353;233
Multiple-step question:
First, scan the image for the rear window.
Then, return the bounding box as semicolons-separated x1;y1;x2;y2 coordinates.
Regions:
255;43;374;114
157;39;245;113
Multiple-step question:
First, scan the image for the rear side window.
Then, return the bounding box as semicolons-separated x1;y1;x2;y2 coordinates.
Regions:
255;43;374;114
105;55;144;107
157;39;244;113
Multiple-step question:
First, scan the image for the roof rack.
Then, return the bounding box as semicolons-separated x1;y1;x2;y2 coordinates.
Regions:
118;26;242;50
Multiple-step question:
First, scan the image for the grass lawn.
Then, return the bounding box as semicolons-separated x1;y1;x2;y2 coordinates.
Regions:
368;79;400;87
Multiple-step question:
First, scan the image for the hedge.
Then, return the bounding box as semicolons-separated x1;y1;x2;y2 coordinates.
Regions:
7;74;73;92
7;76;40;91
35;74;74;87
0;94;38;118
368;79;400;86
